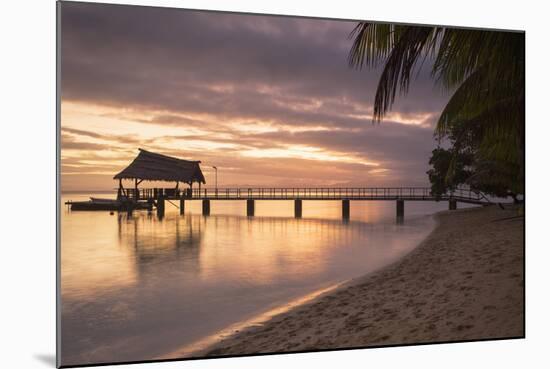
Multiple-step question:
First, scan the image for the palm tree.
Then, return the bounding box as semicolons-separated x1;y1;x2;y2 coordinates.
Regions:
348;23;524;195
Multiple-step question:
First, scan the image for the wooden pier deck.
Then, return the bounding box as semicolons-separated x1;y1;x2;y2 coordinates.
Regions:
116;187;489;220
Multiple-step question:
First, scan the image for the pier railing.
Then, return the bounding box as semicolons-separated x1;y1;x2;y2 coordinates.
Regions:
190;187;433;200
187;187;483;202
192;187;482;201
123;187;483;202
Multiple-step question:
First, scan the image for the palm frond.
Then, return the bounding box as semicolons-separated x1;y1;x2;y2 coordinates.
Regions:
348;23;441;121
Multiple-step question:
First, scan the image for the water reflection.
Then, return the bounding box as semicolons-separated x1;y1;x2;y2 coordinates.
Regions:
60;194;443;366
120;214;201;270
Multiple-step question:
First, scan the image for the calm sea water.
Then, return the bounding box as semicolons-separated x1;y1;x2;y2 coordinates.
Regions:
60;192;469;365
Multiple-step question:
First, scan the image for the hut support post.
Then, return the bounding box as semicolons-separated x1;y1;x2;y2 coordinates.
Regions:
342;199;350;219
247;199;255;217
118;179;127;199
294;199;302;218
449;199;457;210
202;199;210;216
117;179;123;199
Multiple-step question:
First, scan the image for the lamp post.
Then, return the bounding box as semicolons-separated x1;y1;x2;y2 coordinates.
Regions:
212;166;218;196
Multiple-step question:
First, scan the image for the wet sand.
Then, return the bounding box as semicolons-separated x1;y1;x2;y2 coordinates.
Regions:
204;205;524;356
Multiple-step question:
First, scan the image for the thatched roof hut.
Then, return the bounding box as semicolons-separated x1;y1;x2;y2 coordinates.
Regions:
114;149;206;186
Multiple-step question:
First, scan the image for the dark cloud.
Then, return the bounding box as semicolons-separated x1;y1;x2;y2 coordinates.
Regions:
60;2;447;117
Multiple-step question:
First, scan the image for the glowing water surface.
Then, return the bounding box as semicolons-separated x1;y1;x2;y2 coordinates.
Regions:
60;193;466;365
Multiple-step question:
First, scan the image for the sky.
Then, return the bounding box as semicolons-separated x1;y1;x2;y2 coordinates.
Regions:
60;1;450;191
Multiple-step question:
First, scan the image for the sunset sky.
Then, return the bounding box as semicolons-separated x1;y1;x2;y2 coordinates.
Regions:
60;2;449;191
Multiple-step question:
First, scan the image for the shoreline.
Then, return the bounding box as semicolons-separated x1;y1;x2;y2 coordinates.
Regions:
196;205;523;357
157;281;348;360
157;212;438;360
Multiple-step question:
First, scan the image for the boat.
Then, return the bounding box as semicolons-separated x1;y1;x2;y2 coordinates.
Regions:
89;197;119;203
66;197;152;211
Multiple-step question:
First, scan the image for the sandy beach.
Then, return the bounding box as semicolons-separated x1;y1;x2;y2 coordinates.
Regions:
204;205;524;356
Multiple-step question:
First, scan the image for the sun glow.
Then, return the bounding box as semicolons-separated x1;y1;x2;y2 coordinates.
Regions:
239;145;379;166
61;99;399;191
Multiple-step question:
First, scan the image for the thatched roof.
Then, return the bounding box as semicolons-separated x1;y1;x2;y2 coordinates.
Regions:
114;149;206;184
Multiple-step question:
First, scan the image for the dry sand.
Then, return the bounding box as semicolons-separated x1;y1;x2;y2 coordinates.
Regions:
204;205;524;356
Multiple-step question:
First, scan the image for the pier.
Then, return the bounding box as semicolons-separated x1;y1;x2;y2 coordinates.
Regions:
122;186;487;219
66;150;490;220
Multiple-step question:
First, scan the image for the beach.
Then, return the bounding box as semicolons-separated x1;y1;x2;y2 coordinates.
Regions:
204;205;524;356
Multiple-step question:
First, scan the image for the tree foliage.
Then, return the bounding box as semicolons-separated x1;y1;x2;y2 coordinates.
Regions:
427;148;472;198
348;23;524;198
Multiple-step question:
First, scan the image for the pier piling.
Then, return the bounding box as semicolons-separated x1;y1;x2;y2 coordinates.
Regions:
342;199;350;219
180;198;185;215
294;199;302;218
247;199;255;217
396;199;404;220
449;199;457;210
202;199;211;216
157;195;165;218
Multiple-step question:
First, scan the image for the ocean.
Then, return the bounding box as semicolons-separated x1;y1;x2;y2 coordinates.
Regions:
60;192;471;365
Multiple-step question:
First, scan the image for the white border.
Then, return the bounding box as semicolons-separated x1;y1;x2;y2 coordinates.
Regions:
1;0;548;368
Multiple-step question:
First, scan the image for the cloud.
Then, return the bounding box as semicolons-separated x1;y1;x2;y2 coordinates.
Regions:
59;2;448;190
60;2;447;116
